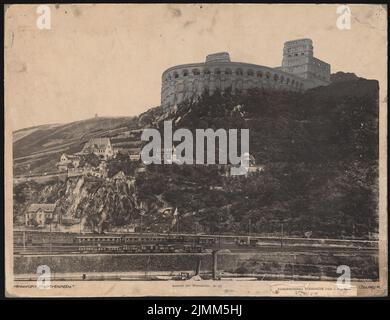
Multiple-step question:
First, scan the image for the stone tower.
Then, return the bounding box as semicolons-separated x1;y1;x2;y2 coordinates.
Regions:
280;39;330;88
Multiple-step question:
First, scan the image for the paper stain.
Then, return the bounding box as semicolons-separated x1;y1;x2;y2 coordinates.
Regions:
168;6;182;18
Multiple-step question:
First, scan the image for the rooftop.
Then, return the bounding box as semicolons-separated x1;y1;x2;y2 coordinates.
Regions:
27;204;56;212
82;137;111;152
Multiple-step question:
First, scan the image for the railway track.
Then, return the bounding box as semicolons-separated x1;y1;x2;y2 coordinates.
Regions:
14;243;378;256
13;230;378;256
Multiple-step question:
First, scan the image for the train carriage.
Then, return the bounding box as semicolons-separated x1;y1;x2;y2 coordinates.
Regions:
78;244;124;253
74;236;123;245
198;237;216;245
123;235;167;244
183;244;203;253
167;235;185;242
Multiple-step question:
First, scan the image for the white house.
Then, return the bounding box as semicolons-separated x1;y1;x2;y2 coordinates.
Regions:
57;153;81;172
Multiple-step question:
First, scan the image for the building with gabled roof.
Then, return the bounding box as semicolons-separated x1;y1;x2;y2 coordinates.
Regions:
80;137;114;160
112;170;126;181
57;153;81;172
25;203;57;227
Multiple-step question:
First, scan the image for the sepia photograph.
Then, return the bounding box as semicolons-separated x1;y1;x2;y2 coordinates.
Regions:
4;3;387;298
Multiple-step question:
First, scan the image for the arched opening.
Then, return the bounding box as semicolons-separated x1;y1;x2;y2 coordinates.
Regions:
174;72;179;79
286;78;290;84
235;80;243;90
273;74;279;81
247;69;254;76
225;68;232;75
236;69;243;76
192;69;200;76
256;71;263;78
265;72;271;79
280;76;284;83
204;69;210;75
183;69;189;77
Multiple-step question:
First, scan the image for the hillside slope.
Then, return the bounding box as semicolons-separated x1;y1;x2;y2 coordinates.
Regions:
13;77;379;238
13;116;138;175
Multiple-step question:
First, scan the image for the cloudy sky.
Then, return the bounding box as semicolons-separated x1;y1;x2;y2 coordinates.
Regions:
5;4;387;130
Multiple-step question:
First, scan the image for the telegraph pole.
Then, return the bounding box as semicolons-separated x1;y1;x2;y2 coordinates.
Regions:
49;219;52;255
140;214;143;235
23;230;26;252
280;221;284;249
248;218;251;246
368;216;371;240
212;250;219;280
195;257;201;276
145;255;151;279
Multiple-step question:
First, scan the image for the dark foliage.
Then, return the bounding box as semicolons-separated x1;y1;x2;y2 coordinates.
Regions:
13;78;379;238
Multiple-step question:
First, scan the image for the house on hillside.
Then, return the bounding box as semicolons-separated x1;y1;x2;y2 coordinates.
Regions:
80;137;114;160
88;161;108;179
25;203;57;227
57;153;81;172
128;148;141;162
67;161;107;179
245;154;264;175
113;147;141;162
98;161;108;178
224;153;264;177
112;170;126;181
247;164;265;174
158;207;175;217
159;147;182;164
129;154;141;162
68;162;92;177
135;166;146;174
129;129;144;136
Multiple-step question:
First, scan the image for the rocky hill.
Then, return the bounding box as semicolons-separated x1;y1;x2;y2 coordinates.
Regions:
13;76;379;238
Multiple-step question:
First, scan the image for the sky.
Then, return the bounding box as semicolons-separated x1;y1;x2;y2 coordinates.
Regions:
5;4;387;130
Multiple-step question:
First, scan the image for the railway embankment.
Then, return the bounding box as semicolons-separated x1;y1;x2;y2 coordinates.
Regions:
14;250;378;280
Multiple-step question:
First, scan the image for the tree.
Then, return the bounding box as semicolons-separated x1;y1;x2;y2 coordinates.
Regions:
107;152;137;177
